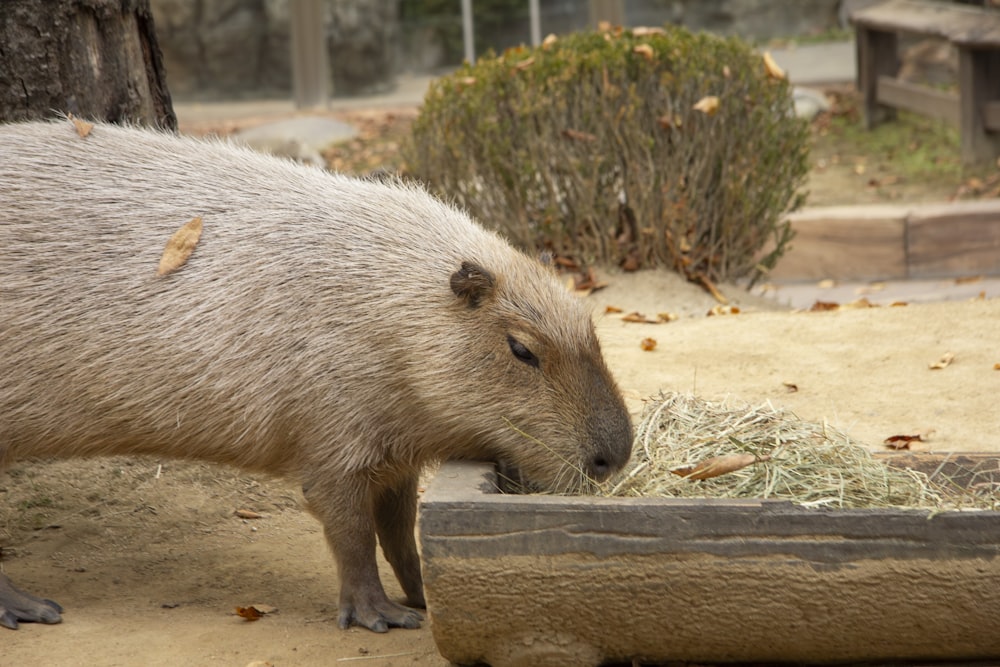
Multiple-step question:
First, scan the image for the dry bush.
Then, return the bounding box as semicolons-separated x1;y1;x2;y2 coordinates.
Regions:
404;25;810;284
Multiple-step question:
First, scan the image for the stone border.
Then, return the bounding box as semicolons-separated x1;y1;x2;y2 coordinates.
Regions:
770;199;1000;281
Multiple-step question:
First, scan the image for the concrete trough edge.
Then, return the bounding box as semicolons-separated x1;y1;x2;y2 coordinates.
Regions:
419;460;1000;667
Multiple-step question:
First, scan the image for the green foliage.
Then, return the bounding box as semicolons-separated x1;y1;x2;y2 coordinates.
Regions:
404;26;810;283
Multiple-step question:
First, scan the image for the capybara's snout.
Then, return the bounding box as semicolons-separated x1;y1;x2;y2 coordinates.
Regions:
583;396;634;482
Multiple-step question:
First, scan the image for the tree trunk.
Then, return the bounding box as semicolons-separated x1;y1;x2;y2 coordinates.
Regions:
0;0;176;130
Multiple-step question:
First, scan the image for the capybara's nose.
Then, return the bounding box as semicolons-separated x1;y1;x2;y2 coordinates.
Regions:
588;456;614;482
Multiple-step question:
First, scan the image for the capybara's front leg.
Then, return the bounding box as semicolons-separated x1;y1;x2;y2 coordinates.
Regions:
303;474;423;633
374;473;425;609
0;571;63;630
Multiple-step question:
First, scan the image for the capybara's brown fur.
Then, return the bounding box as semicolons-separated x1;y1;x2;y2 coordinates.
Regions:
0;119;633;632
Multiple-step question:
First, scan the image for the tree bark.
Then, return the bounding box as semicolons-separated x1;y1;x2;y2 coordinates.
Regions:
0;0;176;130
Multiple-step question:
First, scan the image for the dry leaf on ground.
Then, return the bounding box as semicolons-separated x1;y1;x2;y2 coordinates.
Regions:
929;352;955;370
640;337;657;351
884;434;924;450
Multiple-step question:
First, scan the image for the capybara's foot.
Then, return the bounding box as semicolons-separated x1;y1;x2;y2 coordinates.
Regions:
337;595;423;633
0;572;63;630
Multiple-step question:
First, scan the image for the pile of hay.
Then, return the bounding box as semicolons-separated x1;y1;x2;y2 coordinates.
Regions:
606;392;950;509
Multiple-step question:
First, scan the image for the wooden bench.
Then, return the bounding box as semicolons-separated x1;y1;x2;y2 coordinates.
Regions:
851;0;1000;164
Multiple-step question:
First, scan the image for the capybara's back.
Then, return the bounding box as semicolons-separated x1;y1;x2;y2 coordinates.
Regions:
0;119;632;631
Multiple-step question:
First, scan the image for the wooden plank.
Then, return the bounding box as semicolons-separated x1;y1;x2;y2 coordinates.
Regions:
906;201;1000;278
985;100;1000;132
851;0;1000;47
769;206;907;281
959;48;1000;163
856;27;899;128
876;75;960;126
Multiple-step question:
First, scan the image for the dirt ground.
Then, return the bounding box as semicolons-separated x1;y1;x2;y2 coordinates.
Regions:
3;106;1000;666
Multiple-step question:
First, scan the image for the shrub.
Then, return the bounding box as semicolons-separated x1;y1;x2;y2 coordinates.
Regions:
403;25;810;285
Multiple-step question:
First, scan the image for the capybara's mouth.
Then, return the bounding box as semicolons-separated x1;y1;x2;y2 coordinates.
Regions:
495;461;599;495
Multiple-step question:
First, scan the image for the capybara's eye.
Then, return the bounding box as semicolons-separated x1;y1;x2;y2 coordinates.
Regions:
507;335;539;368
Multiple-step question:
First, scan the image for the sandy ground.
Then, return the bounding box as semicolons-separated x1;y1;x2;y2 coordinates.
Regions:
3;268;997;666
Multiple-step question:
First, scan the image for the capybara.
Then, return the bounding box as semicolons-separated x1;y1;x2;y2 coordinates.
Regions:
0;119;633;632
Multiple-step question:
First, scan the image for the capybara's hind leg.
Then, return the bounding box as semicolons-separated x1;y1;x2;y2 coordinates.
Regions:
302;473;423;633
0;572;63;630
374;473;425;609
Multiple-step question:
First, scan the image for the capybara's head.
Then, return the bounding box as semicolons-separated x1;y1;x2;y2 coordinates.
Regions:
444;258;633;491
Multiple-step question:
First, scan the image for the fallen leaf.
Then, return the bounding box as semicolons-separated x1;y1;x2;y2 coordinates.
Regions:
693;95;720;116
762;51;786;80
604;305;623;314
514;57;535;70
631;26;665;36
640;337;657;351
235;606;264;622
994;363;1000;371
782;381;799;393
890;301;909;307
809;300;840;311
553;256;580;270
884;434;924;450
157;216;203;276
235;509;262;520
622;311;658;324
68;113;94;138
929;352;955;370
656;114;682;130
707;305;740;316
843;297;875;309
541;33;558;49
671;453;769;480
633;44;655;61
561;128;597;142
657;312;679;323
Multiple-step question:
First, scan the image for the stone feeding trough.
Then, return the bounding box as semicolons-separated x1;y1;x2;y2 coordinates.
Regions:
419;458;1000;667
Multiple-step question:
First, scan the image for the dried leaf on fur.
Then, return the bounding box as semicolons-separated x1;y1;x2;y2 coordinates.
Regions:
157;217;203;276
68;114;94;138
671;453;763;480
640;337;657;351
929;352;955;370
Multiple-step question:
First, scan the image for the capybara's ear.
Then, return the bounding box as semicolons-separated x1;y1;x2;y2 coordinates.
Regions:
450;261;495;309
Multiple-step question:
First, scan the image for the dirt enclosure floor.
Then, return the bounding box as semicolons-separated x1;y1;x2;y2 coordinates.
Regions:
3;267;998;666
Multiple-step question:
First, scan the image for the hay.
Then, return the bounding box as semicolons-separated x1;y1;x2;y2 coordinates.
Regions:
605;392;994;510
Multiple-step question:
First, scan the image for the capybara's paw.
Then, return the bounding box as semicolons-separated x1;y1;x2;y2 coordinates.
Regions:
337;598;423;633
0;574;64;630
